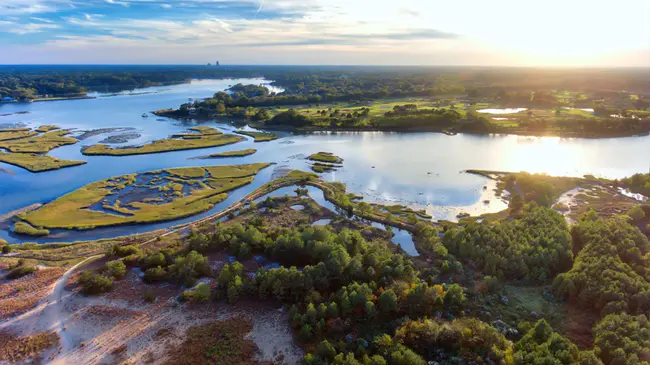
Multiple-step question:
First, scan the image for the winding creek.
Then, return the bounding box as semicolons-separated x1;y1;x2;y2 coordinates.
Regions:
1;79;649;244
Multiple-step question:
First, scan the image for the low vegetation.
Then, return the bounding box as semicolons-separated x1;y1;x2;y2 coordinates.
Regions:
20;163;270;230
0;129;77;153
235;130;278;142
13;221;50;236
82;127;245;156
308;152;343;164
0;331;59;362
162;318;257;365
194;148;257;159
0;266;64;318
0;152;86;172
0;126;86;173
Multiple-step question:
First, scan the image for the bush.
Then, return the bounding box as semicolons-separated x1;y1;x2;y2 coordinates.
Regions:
7;265;37;279
144;291;156;303
627;205;646;222
143;266;167;283
111;245;140;258
106;260;126;279
181;283;211;302
79;271;113;295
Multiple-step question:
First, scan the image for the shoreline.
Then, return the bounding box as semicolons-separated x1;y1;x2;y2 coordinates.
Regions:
154;112;649;139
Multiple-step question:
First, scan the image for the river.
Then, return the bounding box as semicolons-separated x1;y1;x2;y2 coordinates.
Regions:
1;78;649;243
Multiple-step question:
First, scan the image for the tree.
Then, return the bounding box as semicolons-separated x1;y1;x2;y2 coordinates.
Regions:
378;289;398;314
594;313;650;365
317;340;337;360
444;284;466;310
227;275;243;303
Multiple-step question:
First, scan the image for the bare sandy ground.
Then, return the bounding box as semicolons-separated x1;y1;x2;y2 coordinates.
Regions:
0;261;302;365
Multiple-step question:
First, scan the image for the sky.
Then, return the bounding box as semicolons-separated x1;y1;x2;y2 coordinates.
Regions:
0;0;649;66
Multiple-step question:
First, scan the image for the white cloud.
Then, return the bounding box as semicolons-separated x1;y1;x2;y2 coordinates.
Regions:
0;20;60;34
105;0;130;7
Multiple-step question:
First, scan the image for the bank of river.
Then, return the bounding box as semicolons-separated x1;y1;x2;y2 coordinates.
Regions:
1;78;649;244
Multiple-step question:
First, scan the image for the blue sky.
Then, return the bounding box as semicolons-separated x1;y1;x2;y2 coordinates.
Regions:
1;0;649;66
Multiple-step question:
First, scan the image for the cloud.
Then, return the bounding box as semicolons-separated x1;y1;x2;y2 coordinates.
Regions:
105;0;130;7
1;0;647;66
0;20;60;34
30;17;54;23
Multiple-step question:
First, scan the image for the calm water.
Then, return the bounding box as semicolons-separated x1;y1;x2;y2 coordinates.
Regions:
1;79;649;243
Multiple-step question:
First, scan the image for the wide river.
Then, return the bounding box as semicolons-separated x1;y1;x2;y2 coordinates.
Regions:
1;78;649;243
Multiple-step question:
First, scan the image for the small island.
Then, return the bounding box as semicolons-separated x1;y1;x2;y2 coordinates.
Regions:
18;163;271;233
192;148;257;159
234;130;278;142
0;126;87;172
307;152;343;173
82;127;244;156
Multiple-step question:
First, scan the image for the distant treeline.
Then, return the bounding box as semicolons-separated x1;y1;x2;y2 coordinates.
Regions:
2;65;649;103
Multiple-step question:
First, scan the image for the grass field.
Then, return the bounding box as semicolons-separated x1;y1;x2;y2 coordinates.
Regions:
235;130;278;142
0;152;86;172
82;127;245;156
20;163;271;230
0;129;78;153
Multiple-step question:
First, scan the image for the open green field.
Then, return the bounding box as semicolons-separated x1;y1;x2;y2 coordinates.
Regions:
234;130;278;142
82;127;245;156
0;152;86;172
0;129;77;153
20;163;271;232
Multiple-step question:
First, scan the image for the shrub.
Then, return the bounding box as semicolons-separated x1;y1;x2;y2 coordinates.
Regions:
7;265;37;279
181;283;211;302
106;260;126;279
79;271;113;295
627;205;646;222
144;291;157;303
111;245;140;258
144;266;167;283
